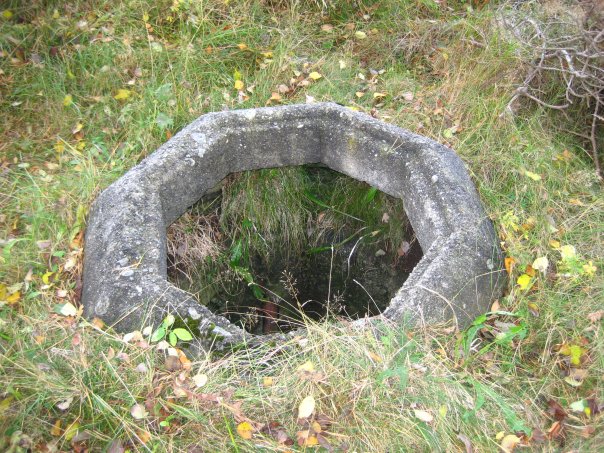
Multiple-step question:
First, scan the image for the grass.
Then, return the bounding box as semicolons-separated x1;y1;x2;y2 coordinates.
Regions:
1;0;603;451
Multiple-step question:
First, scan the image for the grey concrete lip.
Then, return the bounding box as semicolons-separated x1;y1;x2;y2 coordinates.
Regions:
82;102;505;350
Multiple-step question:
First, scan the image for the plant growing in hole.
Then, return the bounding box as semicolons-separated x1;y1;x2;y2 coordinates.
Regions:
150;314;193;346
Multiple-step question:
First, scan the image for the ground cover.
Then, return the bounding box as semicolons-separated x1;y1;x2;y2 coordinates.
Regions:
0;1;602;451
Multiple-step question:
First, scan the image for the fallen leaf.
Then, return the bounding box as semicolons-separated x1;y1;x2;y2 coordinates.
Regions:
6;290;20;304
308;71;322;80
123;331;143;343
354;31;367;40
559;343;586;366
54;302;78;317
298;395;315;419
297;430;319;446
500;434;520;452
524;170;541;181
137;429;151;444
236;421;253;440
65;420;80;441
72;123;83;135
414;409;433;423
504;257;516;275
587;310;603;323
193;373;208;388
114;89;132;100
582;261;597;276
560;245;576;261
63;94;73;107
547;399;567;421
57;397;73;411
321;24;333;32
297;361;315;373
130;403;147;420
532;256;549;274
234;80;244;90
547;420;564;439
92;318;105;329
50;419;62;436
263;376;274;387
516;274;532;290
165;355;182;371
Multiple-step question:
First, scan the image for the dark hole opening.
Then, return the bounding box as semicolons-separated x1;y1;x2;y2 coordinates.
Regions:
167;165;422;334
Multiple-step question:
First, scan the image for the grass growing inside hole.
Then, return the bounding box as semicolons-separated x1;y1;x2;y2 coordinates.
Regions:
167;166;414;333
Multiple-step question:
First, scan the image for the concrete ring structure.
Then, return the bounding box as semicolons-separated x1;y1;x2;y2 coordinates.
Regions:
82;103;505;351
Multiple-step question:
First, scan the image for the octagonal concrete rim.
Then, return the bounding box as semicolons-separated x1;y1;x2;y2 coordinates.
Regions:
82;102;506;350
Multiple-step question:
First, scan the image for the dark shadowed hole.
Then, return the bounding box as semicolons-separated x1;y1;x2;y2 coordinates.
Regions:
167;165;422;334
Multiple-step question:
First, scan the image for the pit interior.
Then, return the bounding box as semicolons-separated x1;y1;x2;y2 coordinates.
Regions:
167;165;422;335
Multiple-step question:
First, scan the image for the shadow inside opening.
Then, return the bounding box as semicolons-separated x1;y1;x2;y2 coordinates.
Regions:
167;165;423;335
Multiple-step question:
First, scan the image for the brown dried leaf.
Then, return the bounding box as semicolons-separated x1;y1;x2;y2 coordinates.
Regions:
547;399;567;421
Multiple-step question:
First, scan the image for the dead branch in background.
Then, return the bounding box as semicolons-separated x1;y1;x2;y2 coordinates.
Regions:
500;1;603;180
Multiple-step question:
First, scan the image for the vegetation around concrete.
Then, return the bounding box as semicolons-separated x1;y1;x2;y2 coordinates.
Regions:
0;1;602;451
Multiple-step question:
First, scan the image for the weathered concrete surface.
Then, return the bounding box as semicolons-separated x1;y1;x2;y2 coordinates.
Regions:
83;103;505;350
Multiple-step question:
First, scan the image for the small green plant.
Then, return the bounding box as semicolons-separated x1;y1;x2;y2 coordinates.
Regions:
150;314;194;346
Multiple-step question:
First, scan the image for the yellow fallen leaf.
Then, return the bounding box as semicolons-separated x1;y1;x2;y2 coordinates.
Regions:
114;89;132;100
297;430;319;446
368;351;382;362
559;344;586;366
6;290;20;304
237;43;247;50
516;273;532;290
42;271;54;285
0;396;13;416
560;244;576;260
262;376;274;387
582;261;597;276
234;80;244;90
373;92;386;99
269;92;282;102
2;10;14;20
298;395;315;419
236;421;253;440
297;361;315;373
500;434;520;452
355;91;365;98
63;94;73;107
72;123;83;134
354;31;367;40
304;435;319;446
308;71;322;80
311;421;322;433
64;420;80;441
50;419;62;436
524;170;541;181
549;239;560;249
